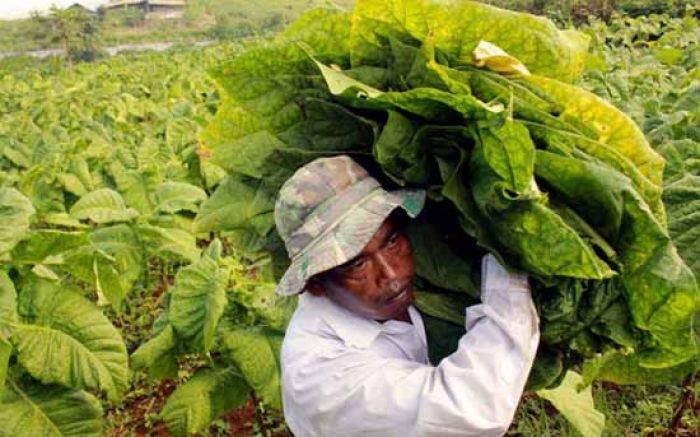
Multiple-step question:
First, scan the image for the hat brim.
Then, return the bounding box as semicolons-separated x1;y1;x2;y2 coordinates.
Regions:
275;188;425;296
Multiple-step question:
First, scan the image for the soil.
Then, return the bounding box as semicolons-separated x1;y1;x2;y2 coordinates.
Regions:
110;382;293;436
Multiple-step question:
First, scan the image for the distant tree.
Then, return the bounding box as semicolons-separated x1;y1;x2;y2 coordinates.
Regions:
31;5;101;67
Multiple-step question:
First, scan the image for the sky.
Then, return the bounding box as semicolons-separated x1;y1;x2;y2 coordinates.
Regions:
0;0;108;19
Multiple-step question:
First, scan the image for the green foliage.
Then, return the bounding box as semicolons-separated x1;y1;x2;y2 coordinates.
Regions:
69;189;140;224
11;280;129;402
222;327;284;410
0;383;103;437
30;6;102;65
0;43;246;433
130;238;291;416
160;366;249;436
201;0;698;398
0;188;35;260
0;1;698;434
169;240;230;353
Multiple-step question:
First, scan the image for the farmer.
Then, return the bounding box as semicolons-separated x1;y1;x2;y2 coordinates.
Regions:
274;155;540;436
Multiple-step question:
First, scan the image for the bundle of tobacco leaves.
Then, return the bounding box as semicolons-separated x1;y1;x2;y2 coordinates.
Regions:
195;0;699;389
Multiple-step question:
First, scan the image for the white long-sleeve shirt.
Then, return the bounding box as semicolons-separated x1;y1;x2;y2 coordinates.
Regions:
280;254;540;437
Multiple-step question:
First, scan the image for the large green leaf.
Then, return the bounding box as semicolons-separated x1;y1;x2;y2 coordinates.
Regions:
470;143;615;280
0;187;35;260
373;110;423;185
0;270;15;388
153;181;207;214
10;231;89;268
109;164;159;215
207;98;375;194
203;44;323;147
581;350;699;387
311;58;496;120
658;140;700;279
537;371;605;437
161;367;249;437
0;336;10;388
131;324;178;380
535;150;699;365
137;224;200;263
169;241;230;353
9;231;91;282
200;9;362;159
63;225;143;307
478;120;535;193
407;223;478;296
69;189;139;224
0;384;103;437
194;175;276;236
0;270;17;325
278;7;351;55
350;0;589;82
11;280;129;401
222;327;283;410
413;289;473;325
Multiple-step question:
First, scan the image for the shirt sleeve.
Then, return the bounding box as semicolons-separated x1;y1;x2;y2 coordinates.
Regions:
282;254;540;437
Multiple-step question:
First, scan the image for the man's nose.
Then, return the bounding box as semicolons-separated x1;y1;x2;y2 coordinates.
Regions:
375;251;398;284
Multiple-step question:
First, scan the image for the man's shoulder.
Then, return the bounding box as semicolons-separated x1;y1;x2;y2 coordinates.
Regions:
281;294;345;362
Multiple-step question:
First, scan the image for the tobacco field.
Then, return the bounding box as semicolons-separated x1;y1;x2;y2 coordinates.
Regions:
0;0;698;435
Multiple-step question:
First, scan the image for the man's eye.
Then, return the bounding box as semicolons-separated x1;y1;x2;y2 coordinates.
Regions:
346;258;366;271
387;232;400;247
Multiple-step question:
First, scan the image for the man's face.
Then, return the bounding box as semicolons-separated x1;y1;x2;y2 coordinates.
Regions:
311;214;416;322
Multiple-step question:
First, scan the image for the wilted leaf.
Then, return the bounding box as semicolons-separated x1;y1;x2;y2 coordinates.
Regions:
537;371;605;437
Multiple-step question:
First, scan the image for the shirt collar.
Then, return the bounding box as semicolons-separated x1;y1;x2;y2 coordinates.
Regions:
298;292;421;349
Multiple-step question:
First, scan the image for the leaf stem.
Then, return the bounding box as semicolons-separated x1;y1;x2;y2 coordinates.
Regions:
669;370;697;431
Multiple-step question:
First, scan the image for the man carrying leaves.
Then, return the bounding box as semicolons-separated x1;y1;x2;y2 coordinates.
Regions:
274;155;539;436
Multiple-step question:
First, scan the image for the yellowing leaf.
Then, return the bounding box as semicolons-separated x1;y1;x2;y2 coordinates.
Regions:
473;40;530;76
350;0;589;82
302;45;383;98
537;371;605;437
527;75;665;188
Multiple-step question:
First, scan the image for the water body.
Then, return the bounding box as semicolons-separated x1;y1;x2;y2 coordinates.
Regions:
0;40;215;60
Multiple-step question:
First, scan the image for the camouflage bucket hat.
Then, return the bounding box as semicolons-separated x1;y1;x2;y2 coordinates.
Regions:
274;155;426;297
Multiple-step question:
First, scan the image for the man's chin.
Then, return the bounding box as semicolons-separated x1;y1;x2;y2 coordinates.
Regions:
381;287;414;320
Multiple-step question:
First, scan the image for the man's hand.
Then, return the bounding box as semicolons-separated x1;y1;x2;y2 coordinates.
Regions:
481;253;530;295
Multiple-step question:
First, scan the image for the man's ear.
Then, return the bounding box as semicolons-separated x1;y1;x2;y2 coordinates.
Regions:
305;276;327;297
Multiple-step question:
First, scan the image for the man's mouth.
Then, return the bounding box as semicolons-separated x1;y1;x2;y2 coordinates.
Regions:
384;284;410;304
